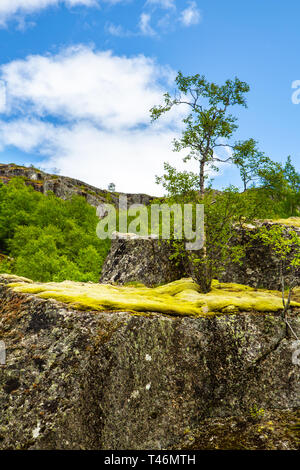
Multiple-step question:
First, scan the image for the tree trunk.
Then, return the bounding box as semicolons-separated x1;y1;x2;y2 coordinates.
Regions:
187;251;212;293
199;160;205;199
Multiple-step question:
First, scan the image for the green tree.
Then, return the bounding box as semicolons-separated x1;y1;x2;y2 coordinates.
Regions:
155;166;272;292
150;72;250;198
155;162;199;202
252;225;300;319
232;139;271;191
258;156;300;217
0;178;110;282
108;182;116;192
185;187;272;292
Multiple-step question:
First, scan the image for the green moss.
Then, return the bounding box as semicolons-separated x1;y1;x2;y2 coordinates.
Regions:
6;276;300;317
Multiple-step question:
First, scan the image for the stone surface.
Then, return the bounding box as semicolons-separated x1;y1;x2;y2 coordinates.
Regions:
0;276;299;450
219;222;300;290
100;238;186;287
100;222;300;290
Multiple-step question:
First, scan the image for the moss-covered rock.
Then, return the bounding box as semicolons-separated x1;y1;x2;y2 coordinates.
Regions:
0;274;299;450
10;277;300;316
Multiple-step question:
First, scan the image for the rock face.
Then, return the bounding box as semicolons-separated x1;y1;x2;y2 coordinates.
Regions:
0;276;299;450
100;222;300;290
0;163;154;208
100;238;186;287
219;223;300;290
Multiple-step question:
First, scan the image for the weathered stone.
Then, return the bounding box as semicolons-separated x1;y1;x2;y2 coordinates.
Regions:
219;222;300;290
0;276;299;450
100;238;185;287
100;221;300;290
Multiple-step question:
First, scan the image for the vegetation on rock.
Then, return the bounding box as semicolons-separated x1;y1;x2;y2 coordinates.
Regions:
9;276;300;316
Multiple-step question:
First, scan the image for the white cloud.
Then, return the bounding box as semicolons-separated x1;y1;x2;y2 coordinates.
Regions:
0;0;97;26
0;45;193;195
0;81;6;113
139;13;156;37
0;118;52;152
105;22;129;37
146;0;176;9
1;45;175;129
180;1;201;27
0;118;194;195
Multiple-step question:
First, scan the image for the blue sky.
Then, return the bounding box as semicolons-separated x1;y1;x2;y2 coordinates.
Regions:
0;0;299;195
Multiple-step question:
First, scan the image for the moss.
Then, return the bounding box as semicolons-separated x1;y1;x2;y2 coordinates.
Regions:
0;274;33;284
292;287;300;303
269;217;300;228
177;409;300;450
6;276;300;318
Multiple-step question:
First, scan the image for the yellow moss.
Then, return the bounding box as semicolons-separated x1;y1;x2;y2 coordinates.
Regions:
293;287;300;303
268;217;300;228
8;277;300;318
0;274;33;284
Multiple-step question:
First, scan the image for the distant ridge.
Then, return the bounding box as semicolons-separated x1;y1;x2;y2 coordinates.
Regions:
0;163;154;208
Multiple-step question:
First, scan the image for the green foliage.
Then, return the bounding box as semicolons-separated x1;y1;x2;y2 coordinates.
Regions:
154;156;279;293
150;72;250;196
248;405;265;422
252;225;300;267
232;139;271;191
155;162;199;202
252;224;300;317
187;187;266;292
258;156;300;217
0;178;110;282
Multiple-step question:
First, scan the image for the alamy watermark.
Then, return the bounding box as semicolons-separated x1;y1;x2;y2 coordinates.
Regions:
96;195;204;250
0;341;6;365
292;340;300;366
291;80;300;104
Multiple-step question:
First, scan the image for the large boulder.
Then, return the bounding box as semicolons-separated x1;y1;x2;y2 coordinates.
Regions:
219;222;300;290
100;222;300;290
100;235;186;287
0;275;299;450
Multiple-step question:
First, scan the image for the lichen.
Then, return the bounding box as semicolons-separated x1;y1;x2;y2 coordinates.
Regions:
6;276;300;317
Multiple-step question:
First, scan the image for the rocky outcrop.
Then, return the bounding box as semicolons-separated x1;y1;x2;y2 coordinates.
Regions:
0;163;154;208
0;275;299;450
219;222;300;290
100;238;186;287
100;221;300;290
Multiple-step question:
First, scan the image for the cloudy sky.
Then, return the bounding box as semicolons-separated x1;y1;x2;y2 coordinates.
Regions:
0;1;300;195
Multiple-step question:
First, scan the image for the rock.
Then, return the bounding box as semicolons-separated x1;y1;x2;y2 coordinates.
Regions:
111;231;159;240
100;238;185;287
219;222;300;290
0;275;299;450
101;221;300;290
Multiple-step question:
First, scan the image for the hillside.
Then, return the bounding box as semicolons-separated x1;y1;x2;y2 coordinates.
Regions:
0;163;154;208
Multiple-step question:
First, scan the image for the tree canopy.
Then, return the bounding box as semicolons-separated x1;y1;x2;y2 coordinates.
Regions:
0;178;110;282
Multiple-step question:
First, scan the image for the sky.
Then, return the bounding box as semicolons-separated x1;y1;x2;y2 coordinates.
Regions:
0;0;300;195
